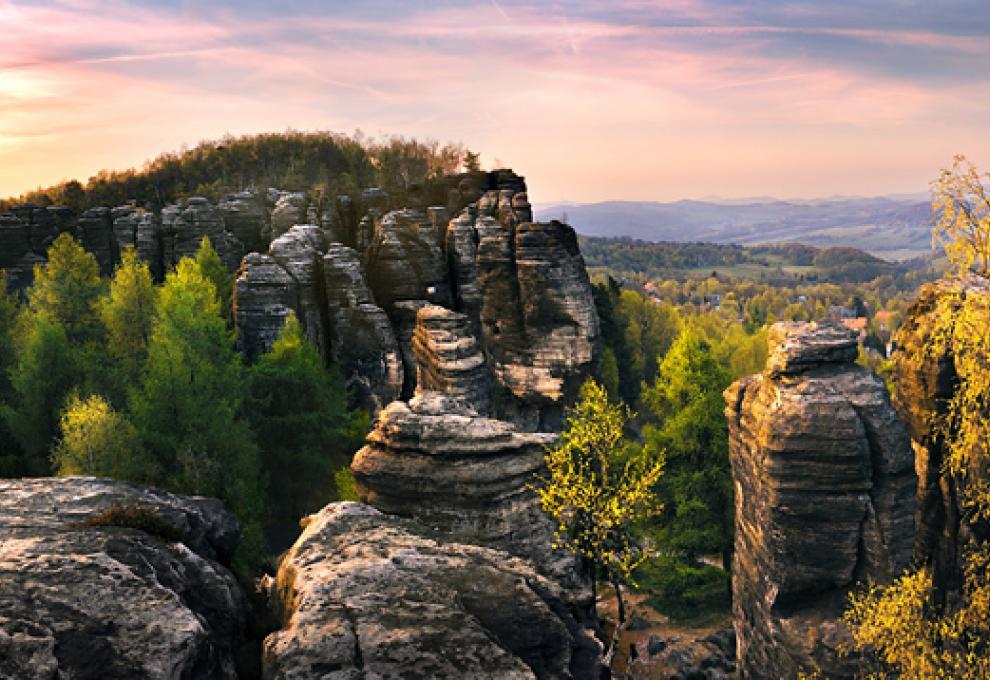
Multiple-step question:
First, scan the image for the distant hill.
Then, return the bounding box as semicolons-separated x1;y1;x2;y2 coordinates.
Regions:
577;236;936;287
537;196;934;262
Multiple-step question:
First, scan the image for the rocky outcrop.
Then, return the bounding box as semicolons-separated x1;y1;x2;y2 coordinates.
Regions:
893;275;990;604
412;304;492;414
233;253;297;361
365;208;453;314
219;190;269;254
269;226;327;357
262;502;602;680
76;207;117;275
725;321;916;679
322;242;403;411
0;477;247;679
171;197;243;270
351;389;577;583
269;192;307;239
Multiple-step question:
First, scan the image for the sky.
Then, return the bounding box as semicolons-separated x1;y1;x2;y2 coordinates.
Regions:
2;0;990;203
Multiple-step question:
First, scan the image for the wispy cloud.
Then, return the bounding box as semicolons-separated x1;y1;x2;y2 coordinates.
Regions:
1;0;989;201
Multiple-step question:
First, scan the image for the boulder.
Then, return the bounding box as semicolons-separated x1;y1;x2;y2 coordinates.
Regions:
263;502;602;680
0;477;246;679
725;321;916;679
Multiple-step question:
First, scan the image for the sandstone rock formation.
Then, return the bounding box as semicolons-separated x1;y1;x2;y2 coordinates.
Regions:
322;242;403;411
893;275;990;603
262;502;602;680
365;208;453;314
725;321;916;679
233;253;298;361
351;392;567;574
0;477;247;679
411;304;492;413
269;191;307;239
219;190;269;254
268;226;328;356
76;207;117;275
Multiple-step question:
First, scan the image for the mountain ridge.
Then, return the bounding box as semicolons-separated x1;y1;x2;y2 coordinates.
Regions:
536;195;934;262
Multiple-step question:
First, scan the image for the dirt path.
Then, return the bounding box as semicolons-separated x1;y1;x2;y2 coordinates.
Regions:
598;589;734;679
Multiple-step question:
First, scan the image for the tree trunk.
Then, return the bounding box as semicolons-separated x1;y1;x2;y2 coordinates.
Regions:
602;578;626;670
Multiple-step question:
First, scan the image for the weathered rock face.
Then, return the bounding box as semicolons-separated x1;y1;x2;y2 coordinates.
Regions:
351;389;579;584
171;197;244;270
219;190;269;254
263;502;602;680
412;304;492;415
0;477;247;679
725;321;916;679
269;226;328;357
893;275;990;603
322;242;403;412
76;207;117;276
269;192;307;239
365;208;453;315
233;253;298;361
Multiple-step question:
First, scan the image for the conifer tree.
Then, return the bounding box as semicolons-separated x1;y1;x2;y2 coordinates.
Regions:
131;258;261;527
641;327;733;569
100;247;156;400
244;312;366;528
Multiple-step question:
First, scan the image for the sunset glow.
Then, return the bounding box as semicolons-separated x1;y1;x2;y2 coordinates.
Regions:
2;0;989;202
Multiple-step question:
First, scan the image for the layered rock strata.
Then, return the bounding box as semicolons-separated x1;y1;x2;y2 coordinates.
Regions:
411;304;492;414
892;275;990;603
0;477;247;679
725;321;916;679
351;391;574;581
262;502;602;680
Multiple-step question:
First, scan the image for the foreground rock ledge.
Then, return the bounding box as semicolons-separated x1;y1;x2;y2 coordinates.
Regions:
0;476;247;679
263;502;603;680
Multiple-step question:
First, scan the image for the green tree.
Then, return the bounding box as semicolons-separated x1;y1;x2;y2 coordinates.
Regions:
2;316;79;474
193;237;233;323
642;327;734;569
535;379;665;667
0;273;23;475
131;258;261;532
244;312;367;532
28;233;104;345
100;247;156;401
51;393;149;481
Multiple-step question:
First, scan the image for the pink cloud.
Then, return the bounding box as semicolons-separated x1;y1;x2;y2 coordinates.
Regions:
0;0;988;202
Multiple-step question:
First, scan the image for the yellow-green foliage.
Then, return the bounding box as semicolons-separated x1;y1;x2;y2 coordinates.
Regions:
932;155;990;276
846;276;990;677
535;379;665;584
100;248;156;393
52;393;147;480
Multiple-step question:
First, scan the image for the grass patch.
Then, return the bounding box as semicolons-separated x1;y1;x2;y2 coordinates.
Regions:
78;502;184;543
634;554;730;625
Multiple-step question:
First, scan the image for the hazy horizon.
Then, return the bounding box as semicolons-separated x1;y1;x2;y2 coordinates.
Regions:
2;1;989;203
